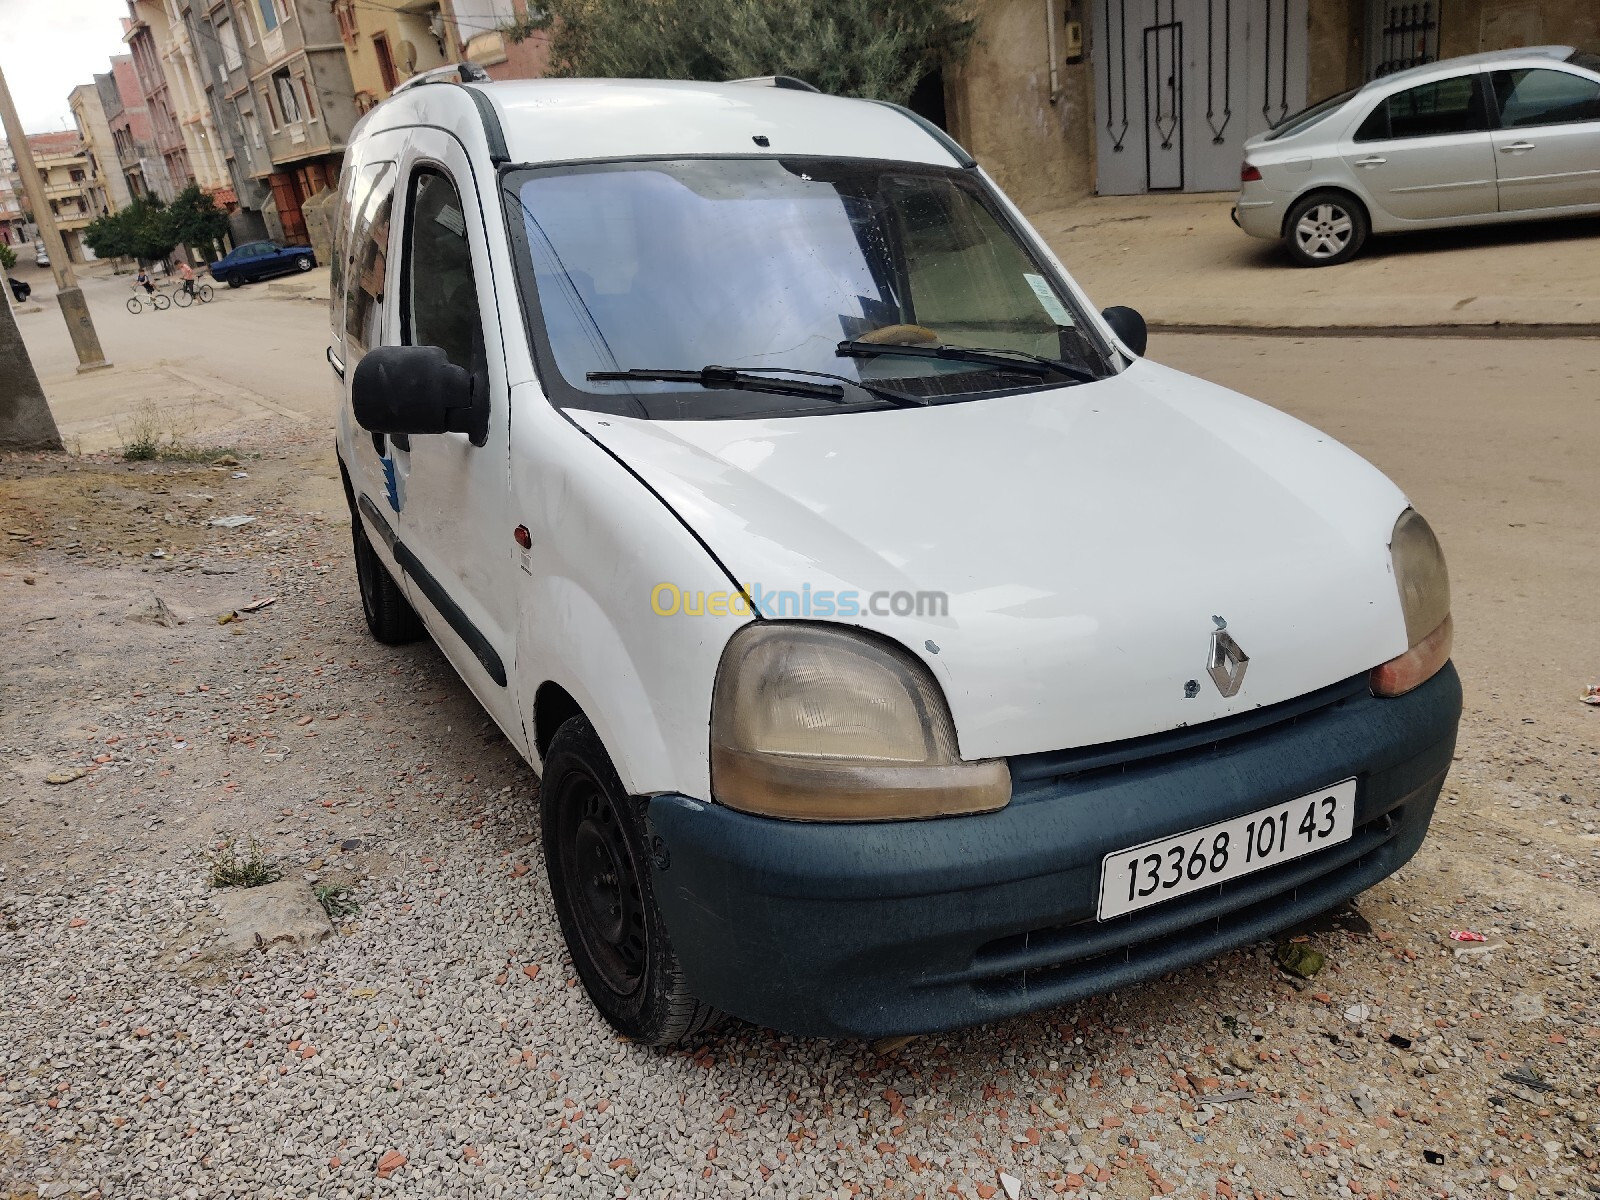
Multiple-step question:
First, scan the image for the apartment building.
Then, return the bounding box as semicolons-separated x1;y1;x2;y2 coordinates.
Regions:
69;83;134;217
150;0;233;202
26;133;97;262
191;0;360;245
333;0;454;112
0;144;26;249
125;0;196;200
97;57;166;203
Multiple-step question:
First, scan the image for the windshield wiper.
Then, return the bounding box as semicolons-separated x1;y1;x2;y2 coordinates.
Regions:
586;365;927;408
836;339;1098;384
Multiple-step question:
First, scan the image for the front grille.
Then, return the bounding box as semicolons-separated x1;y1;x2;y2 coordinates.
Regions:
966;805;1402;996
1009;673;1370;798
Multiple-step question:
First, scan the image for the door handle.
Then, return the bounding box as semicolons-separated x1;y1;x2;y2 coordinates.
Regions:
1355;156;1386;167
1499;141;1536;153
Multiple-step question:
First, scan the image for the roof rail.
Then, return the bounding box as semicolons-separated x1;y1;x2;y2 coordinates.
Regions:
384;62;508;164
391;61;492;96
728;75;822;93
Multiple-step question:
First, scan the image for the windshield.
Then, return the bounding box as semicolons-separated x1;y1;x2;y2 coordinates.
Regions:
1265;88;1358;139
505;157;1112;419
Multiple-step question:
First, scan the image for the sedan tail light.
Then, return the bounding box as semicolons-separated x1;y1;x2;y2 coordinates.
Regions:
1240;162;1262;183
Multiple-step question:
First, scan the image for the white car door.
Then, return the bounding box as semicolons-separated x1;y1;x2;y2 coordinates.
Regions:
1340;71;1498;222
385;127;524;746
1488;66;1600;213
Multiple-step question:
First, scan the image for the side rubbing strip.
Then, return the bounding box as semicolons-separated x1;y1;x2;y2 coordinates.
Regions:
357;493;397;551
358;492;507;688
393;543;508;686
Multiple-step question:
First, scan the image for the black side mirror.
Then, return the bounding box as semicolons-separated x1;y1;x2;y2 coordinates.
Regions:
1100;306;1148;357
352;345;487;446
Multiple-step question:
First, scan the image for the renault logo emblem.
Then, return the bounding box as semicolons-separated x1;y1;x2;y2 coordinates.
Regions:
1208;625;1249;698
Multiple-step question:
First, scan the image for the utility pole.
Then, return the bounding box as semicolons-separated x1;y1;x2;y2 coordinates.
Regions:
0;59;112;375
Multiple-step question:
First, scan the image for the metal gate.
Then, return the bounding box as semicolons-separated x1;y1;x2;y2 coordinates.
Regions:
1368;2;1439;78
1094;0;1308;194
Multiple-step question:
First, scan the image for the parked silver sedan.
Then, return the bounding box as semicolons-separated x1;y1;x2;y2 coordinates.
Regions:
1234;46;1600;266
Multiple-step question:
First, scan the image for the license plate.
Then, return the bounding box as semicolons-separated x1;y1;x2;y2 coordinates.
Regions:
1097;779;1357;921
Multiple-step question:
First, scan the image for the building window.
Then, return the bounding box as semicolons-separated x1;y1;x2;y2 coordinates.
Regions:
372;32;398;94
274;70;302;123
70;169;85;183
218;19;242;70
244;110;264;148
236;2;256;46
256;0;280;34
334;0;357;47
299;76;317;121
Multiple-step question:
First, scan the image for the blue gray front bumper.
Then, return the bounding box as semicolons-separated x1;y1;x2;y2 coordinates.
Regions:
646;664;1461;1039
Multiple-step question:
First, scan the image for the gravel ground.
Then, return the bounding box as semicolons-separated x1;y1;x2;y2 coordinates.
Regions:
2;411;1597;1200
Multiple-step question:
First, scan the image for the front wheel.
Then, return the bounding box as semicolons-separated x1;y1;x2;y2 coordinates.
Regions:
152;292;171;310
294;255;313;272
126;297;141;314
1285;192;1369;267
542;716;721;1046
225;274;241;289
172;287;193;308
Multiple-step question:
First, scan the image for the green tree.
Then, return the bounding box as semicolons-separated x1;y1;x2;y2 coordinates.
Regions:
510;0;972;106
83;195;179;265
166;185;231;262
0;242;15;271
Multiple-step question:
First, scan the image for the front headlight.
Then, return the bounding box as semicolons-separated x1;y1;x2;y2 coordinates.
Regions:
710;623;1011;821
1371;509;1452;697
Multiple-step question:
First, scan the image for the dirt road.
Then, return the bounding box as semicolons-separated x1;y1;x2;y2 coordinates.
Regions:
1;327;1596;1199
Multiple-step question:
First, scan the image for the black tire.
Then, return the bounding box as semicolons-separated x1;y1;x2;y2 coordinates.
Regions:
351;510;424;644
1284;191;1369;267
152;292;171;310
294;255;313;272
198;284;213;303
225;274;241;289
542;716;720;1046
173;286;193;307
126;297;140;314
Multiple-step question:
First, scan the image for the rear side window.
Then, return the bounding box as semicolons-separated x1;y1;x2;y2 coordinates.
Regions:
343;161;397;362
402;169;485;377
1491;68;1600;128
1356;74;1487;141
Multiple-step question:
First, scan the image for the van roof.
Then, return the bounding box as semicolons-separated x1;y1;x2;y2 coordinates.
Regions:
405;78;967;169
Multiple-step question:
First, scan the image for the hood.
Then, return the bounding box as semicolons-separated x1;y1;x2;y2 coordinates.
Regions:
571;360;1412;759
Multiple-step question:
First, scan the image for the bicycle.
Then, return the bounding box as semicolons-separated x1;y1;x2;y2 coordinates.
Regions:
127;288;170;313
171;282;214;307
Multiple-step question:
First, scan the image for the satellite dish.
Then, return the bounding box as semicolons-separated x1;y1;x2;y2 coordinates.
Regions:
399;40;418;74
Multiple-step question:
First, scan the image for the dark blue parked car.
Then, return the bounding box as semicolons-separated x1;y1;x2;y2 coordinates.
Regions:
208;240;316;287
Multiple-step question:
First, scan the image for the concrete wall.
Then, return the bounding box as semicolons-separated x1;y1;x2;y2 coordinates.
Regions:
1440;0;1599;57
947;0;1096;210
1308;0;1367;100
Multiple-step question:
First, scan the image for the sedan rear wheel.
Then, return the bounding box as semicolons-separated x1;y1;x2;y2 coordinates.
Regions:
1285;192;1368;267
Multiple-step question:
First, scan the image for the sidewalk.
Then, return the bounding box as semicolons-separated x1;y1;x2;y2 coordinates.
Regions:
1029;192;1600;333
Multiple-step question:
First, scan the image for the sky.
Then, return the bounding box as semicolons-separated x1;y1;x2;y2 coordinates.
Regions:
1;0;135;135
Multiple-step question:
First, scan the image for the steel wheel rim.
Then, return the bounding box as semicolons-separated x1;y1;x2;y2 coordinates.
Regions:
126;297;140;313
558;773;648;997
1294;203;1353;259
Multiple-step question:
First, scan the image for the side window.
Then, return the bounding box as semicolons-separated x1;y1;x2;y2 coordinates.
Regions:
1492;68;1600;129
1359;74;1487;141
402;169;485;376
344;160;397;361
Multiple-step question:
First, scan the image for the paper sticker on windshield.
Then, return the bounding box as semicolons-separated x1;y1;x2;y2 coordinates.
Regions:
1024;273;1074;327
